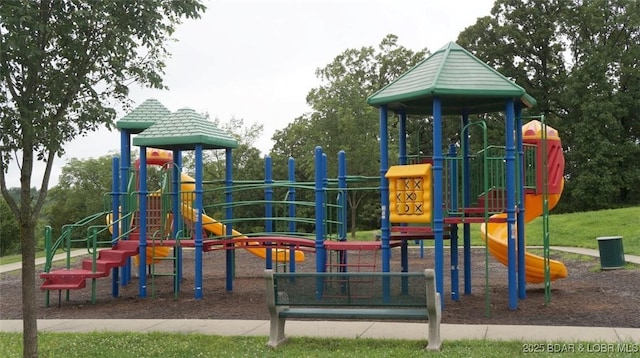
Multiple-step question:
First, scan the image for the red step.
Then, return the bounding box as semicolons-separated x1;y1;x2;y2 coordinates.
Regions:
115;240;139;252
40;241;139;292
98;249;135;262
40;269;95;290
81;257;124;275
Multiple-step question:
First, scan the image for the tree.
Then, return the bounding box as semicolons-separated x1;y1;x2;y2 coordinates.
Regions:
456;0;640;212
45;155;115;240
272;34;428;236
0;1;206;356
1;193;20;255
561;0;640;210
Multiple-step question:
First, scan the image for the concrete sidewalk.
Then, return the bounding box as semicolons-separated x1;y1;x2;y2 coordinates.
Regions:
0;249;88;274
0;319;638;343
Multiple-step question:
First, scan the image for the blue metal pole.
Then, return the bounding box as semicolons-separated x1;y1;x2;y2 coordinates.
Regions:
288;157;296;273
505;99;517;310
138;147;148;298
398;111;410;280
338;151;347;241
194;145;204;299
111;156;120;298
173;150;183;291
314;147;326;299
225;148;234;290
379;106;391;303
448;144;459;301
338;151;347;272
432;98;444;302
119;130;131;285
379;106;390;273
462;113;472;295
265;155;273;270
515;106;526;299
314;147;326;273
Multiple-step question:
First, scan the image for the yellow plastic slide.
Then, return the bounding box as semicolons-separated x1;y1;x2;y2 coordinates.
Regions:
179;174;304;263
480;121;568;283
480;187;568;283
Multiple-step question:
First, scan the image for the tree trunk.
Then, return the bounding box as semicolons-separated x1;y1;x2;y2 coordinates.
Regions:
21;216;38;357
20;155;38;357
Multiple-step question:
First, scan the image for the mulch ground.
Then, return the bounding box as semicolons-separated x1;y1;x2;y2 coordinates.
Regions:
1;247;638;328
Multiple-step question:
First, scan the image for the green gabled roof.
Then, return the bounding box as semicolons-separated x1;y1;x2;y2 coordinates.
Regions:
116;98;171;133
132;108;238;150
367;42;536;115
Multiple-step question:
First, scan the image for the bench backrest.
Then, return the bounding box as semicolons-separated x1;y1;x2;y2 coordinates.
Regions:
267;270;435;308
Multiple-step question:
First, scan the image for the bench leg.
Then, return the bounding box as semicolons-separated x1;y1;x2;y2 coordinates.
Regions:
267;315;287;348
426;292;442;351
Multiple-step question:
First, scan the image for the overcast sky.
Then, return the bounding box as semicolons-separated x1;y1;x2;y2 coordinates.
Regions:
6;0;495;189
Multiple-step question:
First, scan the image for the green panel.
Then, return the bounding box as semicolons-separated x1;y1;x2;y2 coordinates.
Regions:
273;272;426;307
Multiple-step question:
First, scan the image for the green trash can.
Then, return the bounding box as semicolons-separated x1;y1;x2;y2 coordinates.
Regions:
596;236;625;270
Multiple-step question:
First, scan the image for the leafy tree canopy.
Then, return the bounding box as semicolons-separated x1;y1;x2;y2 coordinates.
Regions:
0;1;206;356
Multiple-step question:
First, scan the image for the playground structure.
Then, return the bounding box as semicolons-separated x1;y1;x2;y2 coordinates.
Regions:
368;41;567;309
40;42;567;311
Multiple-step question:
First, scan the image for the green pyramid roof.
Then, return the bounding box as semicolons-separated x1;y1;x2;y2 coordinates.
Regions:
132;108;238;150
367;42;536;115
116;98;171;133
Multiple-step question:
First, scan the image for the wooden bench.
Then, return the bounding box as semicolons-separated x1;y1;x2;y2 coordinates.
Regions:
264;269;442;351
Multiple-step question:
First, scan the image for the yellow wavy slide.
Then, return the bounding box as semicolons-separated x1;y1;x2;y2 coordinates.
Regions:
480;186;568;283
480;122;568;283
179;173;304;263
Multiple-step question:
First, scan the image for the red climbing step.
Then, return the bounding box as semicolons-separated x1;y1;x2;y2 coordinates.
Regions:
40;240;139;292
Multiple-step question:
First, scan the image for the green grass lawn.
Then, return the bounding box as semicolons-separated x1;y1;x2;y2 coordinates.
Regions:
1;332;637;358
357;206;639;255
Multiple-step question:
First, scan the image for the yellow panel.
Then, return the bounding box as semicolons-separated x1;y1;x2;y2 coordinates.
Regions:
387;164;433;224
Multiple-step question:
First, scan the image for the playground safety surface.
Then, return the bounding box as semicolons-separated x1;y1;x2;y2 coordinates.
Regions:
1;248;638;328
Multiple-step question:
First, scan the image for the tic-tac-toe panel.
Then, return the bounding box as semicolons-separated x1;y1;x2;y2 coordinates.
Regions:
385;164;432;224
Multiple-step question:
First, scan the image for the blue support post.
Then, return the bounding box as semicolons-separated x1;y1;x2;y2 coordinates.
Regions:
338;151;347;271
314;147;326;273
398;111;410;293
505;99;518;309
194;145;204;299
225;148;234;290
379;106;391;303
515;107;526;299
119;131;131;286
138;147;148;298
172;150;183;291
111;157;120;298
379;106;390;273
462;113;472;295
432;98;445;303
314;147;326;299
288;157;296;273
265;155;274;270
338;151;347;241
448;144;459;301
